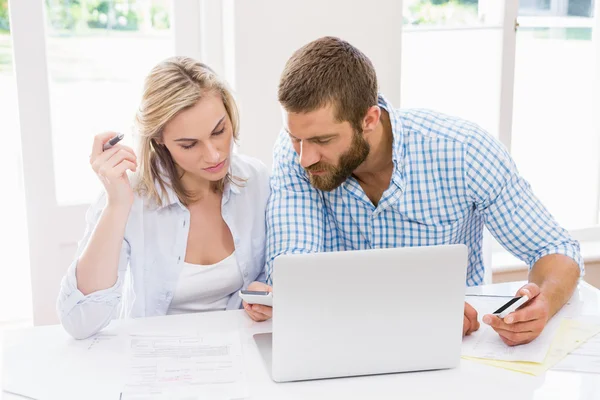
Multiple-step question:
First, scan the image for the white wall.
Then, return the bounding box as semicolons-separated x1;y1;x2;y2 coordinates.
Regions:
231;0;403;168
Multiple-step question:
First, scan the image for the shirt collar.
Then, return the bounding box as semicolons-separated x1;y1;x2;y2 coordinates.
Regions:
377;94;406;192
341;94;406;195
160;183;180;208
377;93;404;168
155;155;242;209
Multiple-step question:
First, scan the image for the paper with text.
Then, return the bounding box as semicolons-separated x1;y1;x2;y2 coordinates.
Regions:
120;331;248;400
463;317;600;375
553;322;600;374
461;297;578;362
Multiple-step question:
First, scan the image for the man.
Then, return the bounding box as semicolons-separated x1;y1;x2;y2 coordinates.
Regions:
245;36;583;346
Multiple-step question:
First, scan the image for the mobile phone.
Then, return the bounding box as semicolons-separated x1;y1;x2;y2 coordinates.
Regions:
103;133;124;151
239;290;273;307
492;296;530;319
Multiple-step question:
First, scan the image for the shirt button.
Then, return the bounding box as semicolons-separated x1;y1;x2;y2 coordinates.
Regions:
243;271;248;277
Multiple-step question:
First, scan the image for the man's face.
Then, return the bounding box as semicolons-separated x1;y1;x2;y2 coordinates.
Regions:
283;104;370;191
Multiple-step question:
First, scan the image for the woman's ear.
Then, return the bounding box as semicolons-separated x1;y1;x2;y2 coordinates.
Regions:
152;136;166;148
150;138;164;153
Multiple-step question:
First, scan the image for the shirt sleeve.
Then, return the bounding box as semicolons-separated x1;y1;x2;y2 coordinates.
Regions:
464;127;584;276
56;192;131;339
265;129;327;285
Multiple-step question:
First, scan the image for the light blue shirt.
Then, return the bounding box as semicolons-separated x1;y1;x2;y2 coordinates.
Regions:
57;153;270;339
266;95;584;285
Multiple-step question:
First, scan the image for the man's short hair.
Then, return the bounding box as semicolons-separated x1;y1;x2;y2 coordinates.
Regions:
278;36;379;133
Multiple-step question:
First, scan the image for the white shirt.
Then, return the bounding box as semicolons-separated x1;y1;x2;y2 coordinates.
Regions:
57;153;270;339
167;252;243;315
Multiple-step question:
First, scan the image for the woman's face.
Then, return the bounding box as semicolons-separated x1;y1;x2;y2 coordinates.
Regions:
161;93;234;183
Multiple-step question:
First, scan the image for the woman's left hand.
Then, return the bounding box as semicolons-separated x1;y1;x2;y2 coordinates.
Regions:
243;281;273;322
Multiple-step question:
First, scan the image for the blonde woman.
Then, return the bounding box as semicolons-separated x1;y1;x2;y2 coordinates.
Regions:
57;57;272;339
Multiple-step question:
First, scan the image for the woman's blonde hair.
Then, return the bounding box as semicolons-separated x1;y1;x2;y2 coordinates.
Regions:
134;56;240;207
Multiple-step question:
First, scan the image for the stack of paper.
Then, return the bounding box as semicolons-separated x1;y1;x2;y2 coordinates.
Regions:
463;318;600;375
461;296;600;375
553;322;600;374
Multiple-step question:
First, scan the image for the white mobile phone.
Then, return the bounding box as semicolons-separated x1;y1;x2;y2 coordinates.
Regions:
492;296;530;319
239;290;273;307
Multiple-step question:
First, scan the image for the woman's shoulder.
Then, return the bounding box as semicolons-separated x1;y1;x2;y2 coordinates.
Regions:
230;153;270;198
231;153;269;179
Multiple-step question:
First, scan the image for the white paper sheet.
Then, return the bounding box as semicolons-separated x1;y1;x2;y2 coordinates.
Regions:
461;323;556;362
552;329;600;374
461;297;578;362
120;331;247;400
463;317;600;375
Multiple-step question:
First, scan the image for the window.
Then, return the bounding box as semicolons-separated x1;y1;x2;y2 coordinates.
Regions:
402;0;600;267
401;0;505;139
511;23;598;231
43;0;174;205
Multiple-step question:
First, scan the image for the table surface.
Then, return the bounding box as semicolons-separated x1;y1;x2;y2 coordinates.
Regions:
3;280;600;400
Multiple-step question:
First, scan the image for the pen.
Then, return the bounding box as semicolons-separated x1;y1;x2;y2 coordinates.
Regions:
103;133;124;151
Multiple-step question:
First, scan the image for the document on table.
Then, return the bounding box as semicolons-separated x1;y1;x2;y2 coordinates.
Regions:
120;331;248;400
462;296;579;362
461;322;555;362
553;325;600;374
463;317;600;375
462;296;554;362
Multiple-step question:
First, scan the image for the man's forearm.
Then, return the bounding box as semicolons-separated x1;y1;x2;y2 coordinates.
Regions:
529;254;581;318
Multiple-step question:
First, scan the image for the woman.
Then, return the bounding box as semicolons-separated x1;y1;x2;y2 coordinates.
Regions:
57;57;272;339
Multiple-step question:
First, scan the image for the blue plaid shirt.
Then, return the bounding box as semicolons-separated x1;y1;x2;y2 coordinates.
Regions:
266;95;584;286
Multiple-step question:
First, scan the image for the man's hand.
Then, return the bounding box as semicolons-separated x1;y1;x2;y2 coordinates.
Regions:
463;302;480;336
242;281;273;322
482;283;550;346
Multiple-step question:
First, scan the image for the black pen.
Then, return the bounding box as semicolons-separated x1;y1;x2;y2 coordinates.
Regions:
103;133;124;151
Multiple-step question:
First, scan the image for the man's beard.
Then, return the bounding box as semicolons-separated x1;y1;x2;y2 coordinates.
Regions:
304;131;370;191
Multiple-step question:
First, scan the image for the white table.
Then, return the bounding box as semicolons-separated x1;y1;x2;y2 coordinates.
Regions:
3;281;600;400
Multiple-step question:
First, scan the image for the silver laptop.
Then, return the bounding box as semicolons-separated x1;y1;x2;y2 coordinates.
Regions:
254;244;468;382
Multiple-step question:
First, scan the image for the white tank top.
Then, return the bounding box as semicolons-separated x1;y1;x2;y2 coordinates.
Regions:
167;252;243;315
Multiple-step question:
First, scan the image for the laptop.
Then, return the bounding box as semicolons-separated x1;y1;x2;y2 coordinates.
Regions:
254;244;468;382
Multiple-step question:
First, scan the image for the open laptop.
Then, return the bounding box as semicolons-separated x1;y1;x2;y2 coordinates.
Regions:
254;244;468;382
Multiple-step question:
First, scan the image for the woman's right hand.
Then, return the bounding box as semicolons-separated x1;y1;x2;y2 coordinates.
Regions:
90;132;137;208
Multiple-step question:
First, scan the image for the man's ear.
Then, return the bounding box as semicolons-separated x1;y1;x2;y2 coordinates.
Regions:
362;106;381;134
